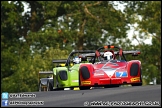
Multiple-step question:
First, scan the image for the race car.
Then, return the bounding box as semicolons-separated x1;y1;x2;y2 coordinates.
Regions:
38;50;95;91
79;45;142;88
38;72;54;91
38;60;67;92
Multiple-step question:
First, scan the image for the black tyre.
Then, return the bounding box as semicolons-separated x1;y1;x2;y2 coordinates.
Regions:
53;80;64;91
131;82;142;86
104;85;120;88
56;88;64;90
39;82;44;92
39;83;46;92
79;86;90;90
111;85;120;87
47;81;53;91
70;87;74;90
104;85;112;88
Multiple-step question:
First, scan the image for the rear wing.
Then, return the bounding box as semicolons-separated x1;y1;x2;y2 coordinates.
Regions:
38;71;53;84
38;59;67;78
114;50;140;56
39;71;53;78
39;71;53;74
52;59;67;63
123;50;140;54
52;59;68;67
77;50;140;57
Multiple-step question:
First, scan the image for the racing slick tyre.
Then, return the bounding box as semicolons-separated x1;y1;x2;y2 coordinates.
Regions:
47;80;53;91
55;88;64;91
131;83;142;86
79;86;90;90
104;85;111;88
111;85;120;87
104;85;120;88
53;80;64;91
70;87;74;90
39;82;47;91
39;82;43;92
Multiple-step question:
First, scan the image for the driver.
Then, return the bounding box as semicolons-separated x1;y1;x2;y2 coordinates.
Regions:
73;56;81;64
103;52;114;60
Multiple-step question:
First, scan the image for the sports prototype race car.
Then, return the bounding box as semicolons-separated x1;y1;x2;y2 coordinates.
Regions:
38;50;95;91
79;45;142;88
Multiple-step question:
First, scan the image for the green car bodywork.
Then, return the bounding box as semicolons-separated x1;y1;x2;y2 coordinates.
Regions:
53;63;89;89
38;50;95;91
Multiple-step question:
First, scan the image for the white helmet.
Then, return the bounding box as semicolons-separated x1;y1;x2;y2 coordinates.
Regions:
73;56;81;64
103;52;113;60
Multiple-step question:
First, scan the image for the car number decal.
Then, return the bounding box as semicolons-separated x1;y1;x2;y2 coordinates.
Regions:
115;72;127;77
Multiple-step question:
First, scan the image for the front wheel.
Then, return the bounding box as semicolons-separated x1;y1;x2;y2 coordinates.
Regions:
39;82;47;91
131;82;142;86
111;85;120;87
53;81;64;91
70;87;74;90
104;85;112;88
39;82;42;92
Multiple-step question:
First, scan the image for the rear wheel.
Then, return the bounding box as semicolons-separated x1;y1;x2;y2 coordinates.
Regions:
70;87;74;90
39;83;47;91
47;81;53;91
79;86;90;90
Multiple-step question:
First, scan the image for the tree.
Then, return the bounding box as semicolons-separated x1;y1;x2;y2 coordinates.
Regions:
3;1;160;93
123;1;161;84
57;1;130;50
1;1;25;78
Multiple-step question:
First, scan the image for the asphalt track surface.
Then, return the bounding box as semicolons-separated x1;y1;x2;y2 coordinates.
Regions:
3;85;161;107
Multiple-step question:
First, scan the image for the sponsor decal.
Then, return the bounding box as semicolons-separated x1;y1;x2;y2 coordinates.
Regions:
81;81;91;84
72;80;79;82
130;77;140;82
115;72;128;77
94;72;104;76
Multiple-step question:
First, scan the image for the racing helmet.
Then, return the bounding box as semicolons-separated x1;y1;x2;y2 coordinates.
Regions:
73;56;81;64
103;52;113;60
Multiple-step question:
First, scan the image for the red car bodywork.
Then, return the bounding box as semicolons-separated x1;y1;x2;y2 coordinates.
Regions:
79;45;142;88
